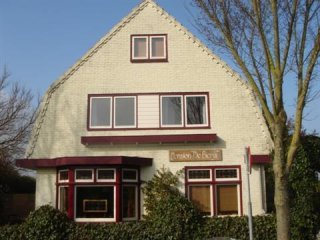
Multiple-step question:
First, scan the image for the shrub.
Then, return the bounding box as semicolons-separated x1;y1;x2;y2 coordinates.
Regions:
0;224;25;240
203;215;276;240
289;146;319;240
23;205;72;240
142;168;204;240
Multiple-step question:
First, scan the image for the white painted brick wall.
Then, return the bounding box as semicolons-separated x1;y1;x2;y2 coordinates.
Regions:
32;2;272;216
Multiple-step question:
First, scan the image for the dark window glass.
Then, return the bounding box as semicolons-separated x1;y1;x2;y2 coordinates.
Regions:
76;186;114;219
216;169;237;179
122;186;137;218
161;96;182;125
97;169;115;180
188;170;211;179
91;98;111;127
75;170;93;181
115;97;135;127
123;170;137;181
186;96;207;125
59;170;68;182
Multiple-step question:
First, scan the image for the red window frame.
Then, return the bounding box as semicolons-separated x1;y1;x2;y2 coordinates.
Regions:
56;166;141;222
185;165;243;216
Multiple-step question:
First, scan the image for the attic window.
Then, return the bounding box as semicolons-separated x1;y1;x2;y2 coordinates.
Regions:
131;34;167;62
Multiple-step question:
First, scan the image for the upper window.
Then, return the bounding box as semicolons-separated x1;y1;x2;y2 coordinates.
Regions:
161;96;183;127
160;94;209;128
89;97;112;128
131;34;167;62
185;95;208;126
89;95;136;129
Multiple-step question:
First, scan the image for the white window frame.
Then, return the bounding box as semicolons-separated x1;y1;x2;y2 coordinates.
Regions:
188;184;213;216
215;168;239;182
75;169;94;183
96;168;116;183
89;96;112;129
58;170;69;183
114;96;137;128
215;184;240;216
122;185;138;221
122;169;138;182
132;36;149;60
150;35;167;59
184;95;209;127
74;185;116;222
58;185;69;212
160;95;184;127
187;169;212;182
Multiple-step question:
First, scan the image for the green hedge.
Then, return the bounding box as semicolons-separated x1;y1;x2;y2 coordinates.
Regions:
0;205;277;240
203;215;276;240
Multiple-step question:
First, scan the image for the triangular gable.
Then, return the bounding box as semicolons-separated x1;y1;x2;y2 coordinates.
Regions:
26;0;271;158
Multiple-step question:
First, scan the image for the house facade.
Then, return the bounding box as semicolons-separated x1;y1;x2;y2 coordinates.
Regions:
17;0;272;223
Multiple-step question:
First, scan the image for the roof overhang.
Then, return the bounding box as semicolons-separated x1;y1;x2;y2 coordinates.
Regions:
81;134;217;145
16;156;153;170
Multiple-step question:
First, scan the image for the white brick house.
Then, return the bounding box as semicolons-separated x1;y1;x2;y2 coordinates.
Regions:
17;0;272;222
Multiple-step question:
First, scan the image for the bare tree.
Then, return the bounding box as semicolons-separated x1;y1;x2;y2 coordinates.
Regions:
0;68;37;165
192;0;320;239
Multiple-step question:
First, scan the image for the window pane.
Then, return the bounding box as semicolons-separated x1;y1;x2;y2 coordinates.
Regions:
76;186;114;219
134;38;147;58
91;98;111;127
75;170;93;181
216;169;237;179
59;170;68;182
59;187;69;213
97;169;115;181
217;185;238;215
189;185;211;215
151;37;165;58
122;186;137;219
123;170;137;181
162;96;182;125
188;170;211;180
115;97;135;127
186;96;207;125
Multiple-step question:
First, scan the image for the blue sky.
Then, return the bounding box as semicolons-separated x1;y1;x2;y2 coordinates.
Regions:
0;0;319;133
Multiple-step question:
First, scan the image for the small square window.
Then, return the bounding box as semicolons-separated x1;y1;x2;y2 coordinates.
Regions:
131;34;167;62
97;169;115;182
187;169;212;181
59;170;69;182
122;169;138;182
215;169;238;181
75;169;94;182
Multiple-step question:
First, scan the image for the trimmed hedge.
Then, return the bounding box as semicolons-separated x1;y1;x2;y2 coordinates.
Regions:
203;215;276;240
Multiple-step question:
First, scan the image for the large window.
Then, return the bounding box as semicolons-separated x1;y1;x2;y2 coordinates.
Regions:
89;95;136;129
131;34;167;62
88;93;209;130
57;167;140;222
161;94;209;128
161;96;183;127
186;166;241;216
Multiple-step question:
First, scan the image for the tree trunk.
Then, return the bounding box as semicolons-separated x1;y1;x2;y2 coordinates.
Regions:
273;123;290;240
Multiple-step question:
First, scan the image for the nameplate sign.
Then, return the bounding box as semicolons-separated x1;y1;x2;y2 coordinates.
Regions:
169;149;222;162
